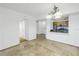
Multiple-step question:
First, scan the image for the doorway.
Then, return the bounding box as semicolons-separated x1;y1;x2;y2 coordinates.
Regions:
19;20;26;43
36;20;46;39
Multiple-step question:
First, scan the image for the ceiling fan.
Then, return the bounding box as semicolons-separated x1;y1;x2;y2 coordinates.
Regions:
48;5;59;15
47;5;62;19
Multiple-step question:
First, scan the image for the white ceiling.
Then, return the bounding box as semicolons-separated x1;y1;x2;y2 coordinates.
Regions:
0;3;79;19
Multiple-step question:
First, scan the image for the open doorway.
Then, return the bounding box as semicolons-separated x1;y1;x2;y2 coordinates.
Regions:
19;20;26;43
36;20;46;39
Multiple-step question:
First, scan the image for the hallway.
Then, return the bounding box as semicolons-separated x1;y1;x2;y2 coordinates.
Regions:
0;35;79;56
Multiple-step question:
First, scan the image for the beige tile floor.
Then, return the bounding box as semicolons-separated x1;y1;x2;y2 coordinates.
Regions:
0;34;79;56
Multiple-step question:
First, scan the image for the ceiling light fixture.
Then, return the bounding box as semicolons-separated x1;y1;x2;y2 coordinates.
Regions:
46;14;52;19
54;11;62;18
47;5;62;19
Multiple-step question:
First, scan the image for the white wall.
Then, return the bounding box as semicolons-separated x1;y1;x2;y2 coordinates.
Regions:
24;18;36;40
0;7;37;50
28;19;36;40
46;14;79;47
37;20;46;34
0;7;20;50
0;7;29;50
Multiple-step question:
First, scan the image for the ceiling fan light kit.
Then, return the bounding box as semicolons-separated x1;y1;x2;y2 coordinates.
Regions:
47;5;62;19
